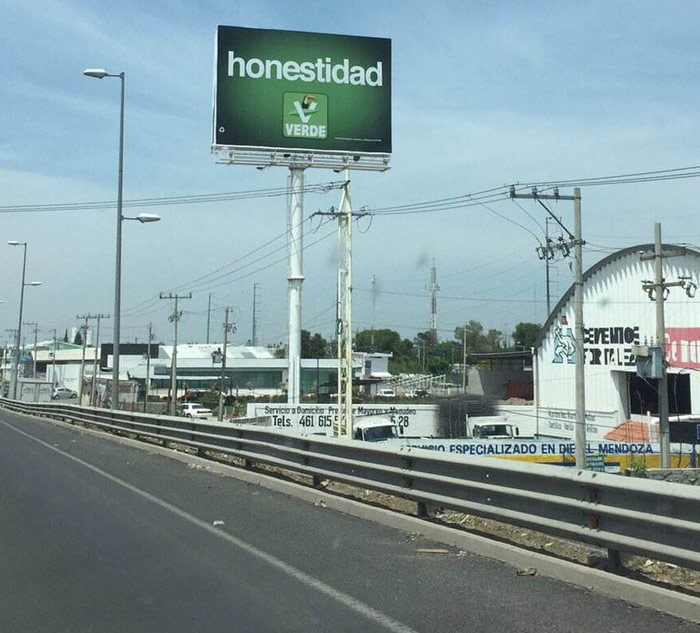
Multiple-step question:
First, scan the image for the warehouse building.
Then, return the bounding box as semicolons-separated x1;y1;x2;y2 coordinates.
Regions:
533;243;700;441
13;342;388;402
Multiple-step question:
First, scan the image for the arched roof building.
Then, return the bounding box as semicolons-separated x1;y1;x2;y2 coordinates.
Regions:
533;243;700;441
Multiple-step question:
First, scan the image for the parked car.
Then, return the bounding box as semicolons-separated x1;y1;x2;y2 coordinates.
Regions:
177;403;212;419
376;388;397;398
405;388;429;398
51;387;77;400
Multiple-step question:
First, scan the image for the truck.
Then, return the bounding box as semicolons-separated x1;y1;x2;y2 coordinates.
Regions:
471;422;520;440
352;416;399;442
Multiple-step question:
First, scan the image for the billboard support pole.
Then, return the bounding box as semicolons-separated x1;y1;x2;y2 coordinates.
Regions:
287;166;305;404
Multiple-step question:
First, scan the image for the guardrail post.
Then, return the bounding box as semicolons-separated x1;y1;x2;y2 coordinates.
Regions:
417;502;429;518
190;423;202;456
607;549;622;572
586;485;599;529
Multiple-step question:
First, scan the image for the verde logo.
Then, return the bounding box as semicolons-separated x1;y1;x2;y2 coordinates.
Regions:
283;93;327;139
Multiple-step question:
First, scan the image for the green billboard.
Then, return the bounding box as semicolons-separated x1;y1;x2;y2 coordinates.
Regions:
213;26;392;155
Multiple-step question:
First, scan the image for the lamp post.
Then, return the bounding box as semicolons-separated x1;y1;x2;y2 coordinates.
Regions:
83;68;161;408
7;241;41;399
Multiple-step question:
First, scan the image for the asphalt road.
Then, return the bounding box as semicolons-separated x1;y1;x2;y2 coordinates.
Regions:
0;409;697;633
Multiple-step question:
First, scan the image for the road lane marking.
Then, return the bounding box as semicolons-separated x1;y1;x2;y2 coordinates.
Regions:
1;420;419;633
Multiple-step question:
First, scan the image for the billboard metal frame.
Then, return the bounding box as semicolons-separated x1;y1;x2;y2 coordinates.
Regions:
213;148;391;172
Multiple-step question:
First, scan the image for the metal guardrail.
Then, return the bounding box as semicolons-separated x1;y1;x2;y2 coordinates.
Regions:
2;397;700;572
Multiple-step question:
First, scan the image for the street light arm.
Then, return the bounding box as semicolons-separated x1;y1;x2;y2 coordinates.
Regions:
122;213;161;223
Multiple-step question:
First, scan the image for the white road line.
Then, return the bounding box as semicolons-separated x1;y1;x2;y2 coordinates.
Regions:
1;419;419;633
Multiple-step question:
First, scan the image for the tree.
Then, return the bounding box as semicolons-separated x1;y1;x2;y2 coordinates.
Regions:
355;328;418;374
62;329;69;343
454;321;502;353
73;330;82;346
301;330;330;358
355;328;401;355
512;322;541;350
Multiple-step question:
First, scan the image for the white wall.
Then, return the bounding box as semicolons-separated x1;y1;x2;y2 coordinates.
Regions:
536;248;700;439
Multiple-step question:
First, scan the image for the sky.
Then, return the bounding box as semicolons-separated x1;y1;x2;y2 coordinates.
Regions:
2;0;700;350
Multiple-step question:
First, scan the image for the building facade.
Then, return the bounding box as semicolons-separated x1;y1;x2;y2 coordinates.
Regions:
534;243;700;441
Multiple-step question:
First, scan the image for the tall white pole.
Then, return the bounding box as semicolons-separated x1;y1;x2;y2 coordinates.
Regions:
287;166;305;404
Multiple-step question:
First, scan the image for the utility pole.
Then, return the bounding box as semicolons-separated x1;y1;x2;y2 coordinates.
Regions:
76;314;92;403
160;292;191;416
4;329;18;395
49;328;57;388
252;282;260;346
654;225;671;469
462;323;467;393
206;293;212;344
639;224;691;468
313;174;368;438
370;274;377;351
144;323;153;413
218;307;237;421
23;322;38;377
510;186;587;468
90;314;110;406
572;189;586;469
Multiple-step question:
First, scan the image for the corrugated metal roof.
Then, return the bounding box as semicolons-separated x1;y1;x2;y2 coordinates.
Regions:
534;243;700;348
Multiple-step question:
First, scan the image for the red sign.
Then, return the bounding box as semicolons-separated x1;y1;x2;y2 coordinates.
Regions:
665;327;700;369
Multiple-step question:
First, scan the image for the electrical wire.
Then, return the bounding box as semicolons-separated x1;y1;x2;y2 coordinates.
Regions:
478;201;543;245
0;181;344;214
524;164;700;189
121;215;333;317
123;225;338;320
510;199;545;234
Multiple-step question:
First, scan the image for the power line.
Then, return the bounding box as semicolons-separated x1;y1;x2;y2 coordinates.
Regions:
524;164;700;189
0;181;344;214
365;164;700;219
122;226;338;319
121;214;333;317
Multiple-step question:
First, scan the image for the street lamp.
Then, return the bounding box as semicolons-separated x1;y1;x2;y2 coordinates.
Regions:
84;68;161;409
7;241;41;399
124;213;161;223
